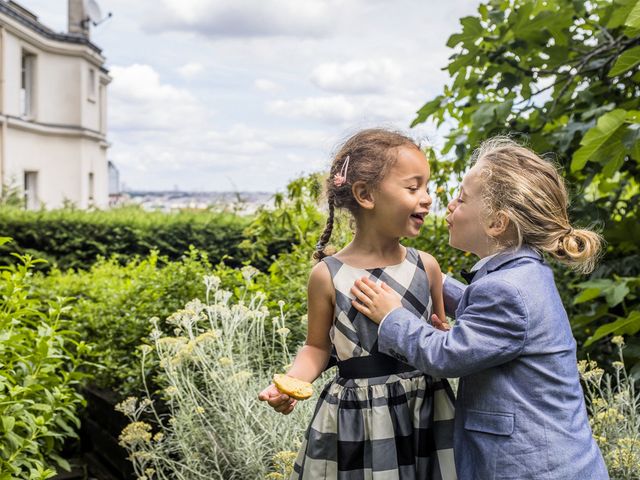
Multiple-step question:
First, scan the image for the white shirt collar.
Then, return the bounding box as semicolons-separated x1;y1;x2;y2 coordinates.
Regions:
470;252;499;272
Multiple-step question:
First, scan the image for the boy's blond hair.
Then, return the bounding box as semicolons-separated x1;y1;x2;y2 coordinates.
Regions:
472;137;602;274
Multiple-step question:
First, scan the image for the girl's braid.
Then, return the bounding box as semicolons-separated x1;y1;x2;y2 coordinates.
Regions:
313;190;335;261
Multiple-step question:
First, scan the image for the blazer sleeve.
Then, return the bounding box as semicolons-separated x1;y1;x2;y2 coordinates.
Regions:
378;278;528;378
443;276;467;318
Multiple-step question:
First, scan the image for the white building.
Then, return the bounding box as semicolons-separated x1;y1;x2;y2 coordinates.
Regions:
0;0;111;209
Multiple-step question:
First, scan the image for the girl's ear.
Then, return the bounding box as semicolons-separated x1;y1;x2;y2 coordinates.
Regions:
486;210;510;238
352;181;375;209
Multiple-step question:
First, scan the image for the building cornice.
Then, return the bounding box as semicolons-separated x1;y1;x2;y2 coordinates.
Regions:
0;113;109;146
0;2;107;68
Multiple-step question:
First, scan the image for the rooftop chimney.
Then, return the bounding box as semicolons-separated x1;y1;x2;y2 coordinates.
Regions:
68;0;89;38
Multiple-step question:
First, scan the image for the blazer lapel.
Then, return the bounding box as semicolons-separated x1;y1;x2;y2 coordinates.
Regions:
472;246;542;283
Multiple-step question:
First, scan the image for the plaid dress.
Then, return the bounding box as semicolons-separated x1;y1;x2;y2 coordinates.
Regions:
291;247;457;480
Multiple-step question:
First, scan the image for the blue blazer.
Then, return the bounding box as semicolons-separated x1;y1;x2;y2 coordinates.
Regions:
378;247;609;480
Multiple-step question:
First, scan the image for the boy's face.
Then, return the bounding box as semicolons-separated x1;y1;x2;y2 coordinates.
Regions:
446;160;495;257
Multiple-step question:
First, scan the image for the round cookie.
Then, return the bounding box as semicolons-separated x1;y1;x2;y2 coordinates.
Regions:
273;374;313;400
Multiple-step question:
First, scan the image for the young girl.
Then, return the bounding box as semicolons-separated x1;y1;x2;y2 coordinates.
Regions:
350;137;609;479
258;129;457;479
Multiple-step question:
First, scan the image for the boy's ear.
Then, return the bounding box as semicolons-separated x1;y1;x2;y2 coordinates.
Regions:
486;211;510;238
352;181;375;209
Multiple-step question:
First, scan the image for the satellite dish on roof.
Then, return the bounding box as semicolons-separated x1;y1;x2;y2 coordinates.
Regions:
86;0;102;23
83;0;112;27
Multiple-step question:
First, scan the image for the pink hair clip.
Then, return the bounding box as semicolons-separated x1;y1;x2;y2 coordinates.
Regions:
333;155;350;187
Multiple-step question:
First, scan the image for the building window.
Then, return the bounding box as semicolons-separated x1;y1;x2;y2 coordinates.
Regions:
88;172;95;203
99;84;106;133
24;171;39;209
20;52;36;117
88;68;96;100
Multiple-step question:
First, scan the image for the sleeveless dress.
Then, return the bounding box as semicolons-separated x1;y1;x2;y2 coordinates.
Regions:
291;248;457;480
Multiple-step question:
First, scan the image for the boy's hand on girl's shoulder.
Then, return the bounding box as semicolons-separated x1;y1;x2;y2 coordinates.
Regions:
258;384;297;415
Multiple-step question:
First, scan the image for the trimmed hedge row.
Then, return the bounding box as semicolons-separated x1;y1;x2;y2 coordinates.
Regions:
0;206;252;270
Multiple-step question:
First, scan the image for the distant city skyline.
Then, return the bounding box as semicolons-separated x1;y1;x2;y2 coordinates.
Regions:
18;0;479;192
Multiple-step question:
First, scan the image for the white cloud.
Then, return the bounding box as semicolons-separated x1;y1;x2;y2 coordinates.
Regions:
311;59;402;94
254;78;280;92
267;94;417;126
145;0;334;38
177;62;204;78
110;123;329;191
109;64;208;132
268;96;357;124
110;64;194;103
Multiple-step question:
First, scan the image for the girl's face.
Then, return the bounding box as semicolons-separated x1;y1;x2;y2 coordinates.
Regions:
371;146;432;238
446;160;495;257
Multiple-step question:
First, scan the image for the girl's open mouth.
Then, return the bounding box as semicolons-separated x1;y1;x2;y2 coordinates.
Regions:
411;213;425;225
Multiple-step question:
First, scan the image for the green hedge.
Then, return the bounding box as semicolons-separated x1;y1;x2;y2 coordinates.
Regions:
0;206;251;271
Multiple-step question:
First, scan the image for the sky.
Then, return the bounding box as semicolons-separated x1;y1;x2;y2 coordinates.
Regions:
18;0;480;192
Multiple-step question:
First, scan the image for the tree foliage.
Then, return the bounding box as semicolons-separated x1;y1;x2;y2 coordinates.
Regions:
413;0;640;372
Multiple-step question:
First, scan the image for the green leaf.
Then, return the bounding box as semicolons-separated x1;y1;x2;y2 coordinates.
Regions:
584;311;640;347
575;279;615;290
411;95;444;127
571;304;609;330
607;0;636;28
573;287;602;304
2;416;15;432
471;103;499;128
601;149;625;177
622;123;640;161
53;416;77;436
608;45;640;77
625;0;640;28
49;453;71;472
605;282;630;307
571;109;627;171
447;16;483;48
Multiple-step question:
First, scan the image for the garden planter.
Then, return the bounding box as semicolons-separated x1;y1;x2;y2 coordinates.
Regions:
79;386;134;480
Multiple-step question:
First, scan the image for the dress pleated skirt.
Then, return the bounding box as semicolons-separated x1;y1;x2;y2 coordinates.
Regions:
291;371;457;480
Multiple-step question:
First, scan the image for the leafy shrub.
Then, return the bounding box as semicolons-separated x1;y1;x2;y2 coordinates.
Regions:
0;206;250;271
239;174;325;270
573;277;640;377
31;248;214;396
0;239;88;478
115;276;322;479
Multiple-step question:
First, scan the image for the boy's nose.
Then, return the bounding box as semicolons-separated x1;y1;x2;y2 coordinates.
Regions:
447;198;456;212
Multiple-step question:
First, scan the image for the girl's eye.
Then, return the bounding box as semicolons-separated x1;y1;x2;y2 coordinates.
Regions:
408;186;418;192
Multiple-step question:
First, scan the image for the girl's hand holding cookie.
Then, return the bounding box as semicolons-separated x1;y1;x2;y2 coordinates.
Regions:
258;375;313;415
272;374;313;400
258;383;297;415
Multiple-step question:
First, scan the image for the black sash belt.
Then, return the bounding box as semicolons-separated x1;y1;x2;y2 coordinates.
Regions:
337;352;416;379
